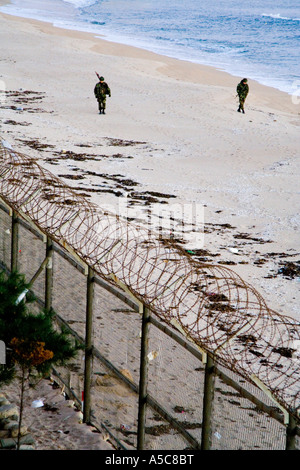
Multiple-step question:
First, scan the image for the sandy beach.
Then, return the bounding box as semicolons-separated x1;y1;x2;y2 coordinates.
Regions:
0;2;299;450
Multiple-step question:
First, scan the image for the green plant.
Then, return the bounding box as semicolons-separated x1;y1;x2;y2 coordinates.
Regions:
0;269;81;449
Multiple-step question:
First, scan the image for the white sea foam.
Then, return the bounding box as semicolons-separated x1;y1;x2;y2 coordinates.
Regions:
1;0;299;95
261;13;300;21
62;0;97;8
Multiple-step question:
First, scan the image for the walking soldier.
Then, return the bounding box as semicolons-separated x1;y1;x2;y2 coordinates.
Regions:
94;75;111;114
237;78;249;114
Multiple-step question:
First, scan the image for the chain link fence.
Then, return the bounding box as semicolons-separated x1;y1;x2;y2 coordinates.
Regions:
0;203;299;450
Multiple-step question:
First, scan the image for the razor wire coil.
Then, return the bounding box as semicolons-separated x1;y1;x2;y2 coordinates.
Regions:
0;140;299;417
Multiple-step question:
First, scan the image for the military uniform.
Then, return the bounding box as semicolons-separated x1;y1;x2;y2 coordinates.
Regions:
94;77;111;114
237;79;249;113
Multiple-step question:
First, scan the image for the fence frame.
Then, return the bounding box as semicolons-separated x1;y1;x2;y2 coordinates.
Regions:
0;198;299;450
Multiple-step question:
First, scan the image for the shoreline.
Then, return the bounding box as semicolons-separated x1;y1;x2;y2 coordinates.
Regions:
0;1;298;97
0;7;298;123
0;6;299;324
0;0;299;102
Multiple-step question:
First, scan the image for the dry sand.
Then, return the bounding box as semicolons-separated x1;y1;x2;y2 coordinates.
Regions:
0;375;115;450
0;3;299;451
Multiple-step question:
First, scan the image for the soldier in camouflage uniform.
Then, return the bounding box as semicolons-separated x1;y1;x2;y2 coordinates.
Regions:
236;78;249;114
94;76;111;114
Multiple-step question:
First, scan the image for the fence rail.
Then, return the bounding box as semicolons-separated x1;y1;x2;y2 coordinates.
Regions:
0;139;299;450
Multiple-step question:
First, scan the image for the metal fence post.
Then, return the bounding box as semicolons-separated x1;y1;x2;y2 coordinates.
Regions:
83;266;94;424
137;304;150;450
11;211;19;272
45;237;53;311
286;414;297;450
201;354;215;450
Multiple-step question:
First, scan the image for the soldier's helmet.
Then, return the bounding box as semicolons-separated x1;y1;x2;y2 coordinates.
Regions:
100;76;104;81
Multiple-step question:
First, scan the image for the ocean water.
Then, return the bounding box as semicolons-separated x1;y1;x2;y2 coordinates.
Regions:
1;0;300;94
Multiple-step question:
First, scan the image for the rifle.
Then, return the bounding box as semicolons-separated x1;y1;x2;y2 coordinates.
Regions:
95;71;101;81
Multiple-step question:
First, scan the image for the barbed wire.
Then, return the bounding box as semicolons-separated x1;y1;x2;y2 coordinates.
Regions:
0;139;299;417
